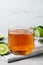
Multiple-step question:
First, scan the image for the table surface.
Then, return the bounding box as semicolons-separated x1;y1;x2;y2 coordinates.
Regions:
0;53;43;65
0;33;43;65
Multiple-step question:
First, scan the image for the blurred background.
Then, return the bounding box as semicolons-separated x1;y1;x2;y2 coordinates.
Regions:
0;0;43;34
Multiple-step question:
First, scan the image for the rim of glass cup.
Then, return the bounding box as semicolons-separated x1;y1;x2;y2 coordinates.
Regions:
8;28;33;34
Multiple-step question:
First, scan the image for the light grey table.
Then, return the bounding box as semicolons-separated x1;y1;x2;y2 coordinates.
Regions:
0;54;43;65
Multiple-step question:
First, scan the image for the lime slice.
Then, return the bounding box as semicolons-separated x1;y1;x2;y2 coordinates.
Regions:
0;34;4;40
0;44;9;55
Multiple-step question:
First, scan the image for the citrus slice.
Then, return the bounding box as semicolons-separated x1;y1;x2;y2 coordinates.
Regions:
0;34;4;40
0;44;9;55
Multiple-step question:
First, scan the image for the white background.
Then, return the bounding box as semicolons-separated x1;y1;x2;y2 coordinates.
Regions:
0;0;43;34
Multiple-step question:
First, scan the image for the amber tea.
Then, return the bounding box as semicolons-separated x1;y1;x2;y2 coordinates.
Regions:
8;29;34;55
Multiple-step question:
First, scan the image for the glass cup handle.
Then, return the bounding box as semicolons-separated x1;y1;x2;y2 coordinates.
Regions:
34;32;40;42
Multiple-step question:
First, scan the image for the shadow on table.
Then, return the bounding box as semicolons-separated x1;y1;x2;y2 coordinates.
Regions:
8;53;43;63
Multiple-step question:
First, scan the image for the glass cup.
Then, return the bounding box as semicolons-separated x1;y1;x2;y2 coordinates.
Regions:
8;29;34;55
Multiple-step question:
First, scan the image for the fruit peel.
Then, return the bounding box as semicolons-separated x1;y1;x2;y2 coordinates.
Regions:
34;26;43;37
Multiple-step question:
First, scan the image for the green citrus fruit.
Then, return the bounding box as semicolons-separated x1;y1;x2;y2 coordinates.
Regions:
34;26;43;37
0;34;4;40
0;44;9;55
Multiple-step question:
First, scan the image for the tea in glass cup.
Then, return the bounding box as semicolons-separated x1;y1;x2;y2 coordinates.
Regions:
8;29;34;55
